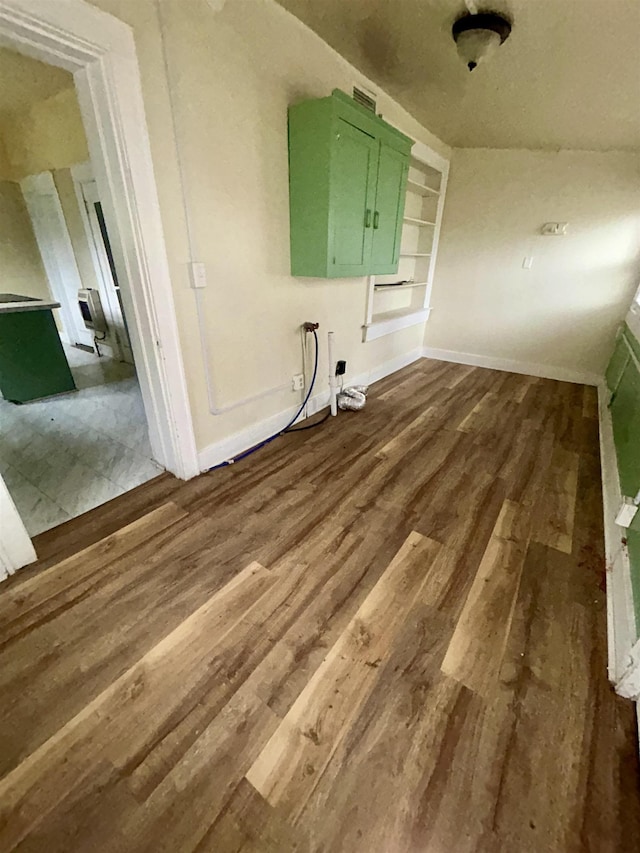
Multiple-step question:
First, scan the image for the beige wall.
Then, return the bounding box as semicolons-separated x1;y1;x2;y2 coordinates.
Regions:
84;0;450;451
0;135;12;180
0;84;102;338
3;88;89;180
427;148;640;377
0;179;50;301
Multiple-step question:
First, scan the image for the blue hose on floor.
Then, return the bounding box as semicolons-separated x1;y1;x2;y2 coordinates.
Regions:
208;328;320;471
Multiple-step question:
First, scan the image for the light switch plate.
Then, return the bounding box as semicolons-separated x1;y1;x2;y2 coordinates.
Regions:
189;261;207;289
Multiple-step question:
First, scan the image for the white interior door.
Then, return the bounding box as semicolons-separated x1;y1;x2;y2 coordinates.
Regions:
78;176;134;364
20;172;91;348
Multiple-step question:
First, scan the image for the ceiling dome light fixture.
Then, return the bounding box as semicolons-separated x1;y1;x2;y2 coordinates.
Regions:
452;11;512;72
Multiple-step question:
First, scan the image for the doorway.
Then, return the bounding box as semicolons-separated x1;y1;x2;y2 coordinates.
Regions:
1;60;164;535
0;0;199;576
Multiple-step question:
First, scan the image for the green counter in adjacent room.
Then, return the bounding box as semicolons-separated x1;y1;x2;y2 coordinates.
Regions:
0;294;76;403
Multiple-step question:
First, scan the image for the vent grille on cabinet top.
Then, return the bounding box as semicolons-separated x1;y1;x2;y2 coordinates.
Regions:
352;86;377;113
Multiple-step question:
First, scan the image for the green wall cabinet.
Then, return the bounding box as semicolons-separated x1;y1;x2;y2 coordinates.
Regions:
288;90;412;278
606;322;640;623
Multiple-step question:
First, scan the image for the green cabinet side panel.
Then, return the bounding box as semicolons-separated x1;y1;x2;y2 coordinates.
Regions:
626;521;640;627
624;324;640;362
0;310;75;403
606;334;630;392
288;98;333;277
288;89;412;278
327;119;377;277
370;142;409;273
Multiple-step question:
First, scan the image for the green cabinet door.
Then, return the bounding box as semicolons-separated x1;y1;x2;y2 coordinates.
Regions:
327;119;378;278
610;359;640;497
370;142;409;274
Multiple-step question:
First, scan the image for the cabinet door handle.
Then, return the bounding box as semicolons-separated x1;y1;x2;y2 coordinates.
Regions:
373;211;380;229
365;208;372;228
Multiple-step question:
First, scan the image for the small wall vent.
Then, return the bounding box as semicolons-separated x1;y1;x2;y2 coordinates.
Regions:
352;86;377;113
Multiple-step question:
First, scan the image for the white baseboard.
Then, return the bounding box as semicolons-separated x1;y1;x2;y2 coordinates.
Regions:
422;346;602;387
197;347;424;471
198;343;600;472
598;383;640;696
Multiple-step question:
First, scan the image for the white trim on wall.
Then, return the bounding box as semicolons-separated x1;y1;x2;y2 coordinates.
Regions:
598;383;640;703
364;307;431;341
0;0;199;575
598;383;638;688
198;343;607;472
422;346;602;386
0;479;36;579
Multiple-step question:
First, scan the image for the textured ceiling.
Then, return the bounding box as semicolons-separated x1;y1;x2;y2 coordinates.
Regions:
276;0;640;151
0;47;73;120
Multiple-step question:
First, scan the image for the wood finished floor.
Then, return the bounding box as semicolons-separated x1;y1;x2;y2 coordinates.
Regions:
1;358;639;852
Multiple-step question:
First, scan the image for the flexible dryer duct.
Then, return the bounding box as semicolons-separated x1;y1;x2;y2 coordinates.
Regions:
337;385;368;411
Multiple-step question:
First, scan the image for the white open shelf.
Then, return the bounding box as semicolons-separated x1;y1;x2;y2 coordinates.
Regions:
374;281;428;292
403;216;436;226
364;307;432;341
406;178;440;197
364;144;449;342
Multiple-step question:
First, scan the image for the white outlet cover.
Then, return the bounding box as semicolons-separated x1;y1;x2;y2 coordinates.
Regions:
615;500;638;528
541;222;568;236
189;261;207;289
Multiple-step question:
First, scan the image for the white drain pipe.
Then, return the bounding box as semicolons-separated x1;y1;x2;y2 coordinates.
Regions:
328;330;338;416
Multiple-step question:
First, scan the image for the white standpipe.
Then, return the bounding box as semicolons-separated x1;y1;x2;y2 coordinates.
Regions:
328;330;338;416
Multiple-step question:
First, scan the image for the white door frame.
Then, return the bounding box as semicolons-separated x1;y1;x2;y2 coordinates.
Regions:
0;0;199;573
0;479;36;581
20;170;93;348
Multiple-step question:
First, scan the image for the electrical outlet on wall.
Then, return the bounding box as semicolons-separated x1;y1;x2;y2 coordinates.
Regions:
292;373;304;391
189;261;207;289
541;222;568;236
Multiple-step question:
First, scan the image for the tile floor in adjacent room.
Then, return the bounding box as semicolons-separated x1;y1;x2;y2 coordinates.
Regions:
0;345;162;535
